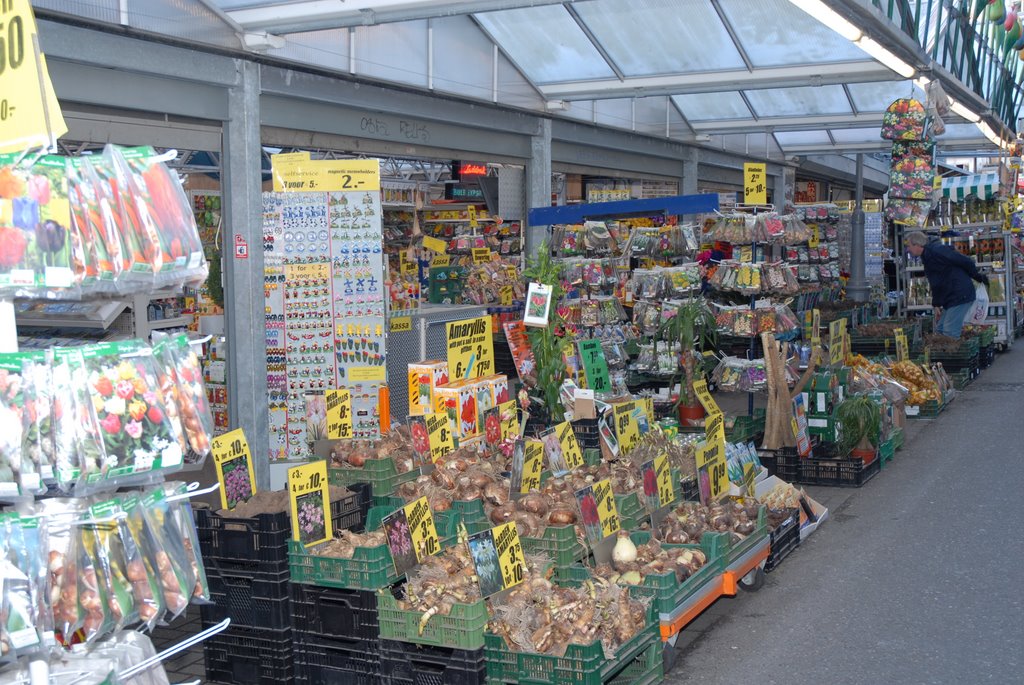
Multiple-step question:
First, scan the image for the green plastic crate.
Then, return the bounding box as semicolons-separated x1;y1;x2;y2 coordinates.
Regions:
378;588;488;649
521;524;587;568
605;642;663;685
879;435;896;468
551;532;722;616
483;601;658;685
718;505;767;571
328;457;420;497
614;492;644;521
891;426;904;451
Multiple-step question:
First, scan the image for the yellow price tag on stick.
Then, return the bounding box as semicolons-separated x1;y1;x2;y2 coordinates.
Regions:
493;522;524;591
446;315;495;379
576;479;620;544
423;236;447;253
557;420;584;469
705;410;726;450
211;428;256;510
472;247;492;263
325;389;353;439
829;319;844;365
692;379;721;416
424;410;455;463
641;454;675;511
383;496;440;576
695;439;729;504
811;308;821;346
468;522;525;597
0;3;68;153
288;460;332;547
518;439;544;493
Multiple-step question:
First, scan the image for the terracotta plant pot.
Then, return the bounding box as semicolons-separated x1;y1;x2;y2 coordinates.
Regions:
678;401;705;426
850;446;877;466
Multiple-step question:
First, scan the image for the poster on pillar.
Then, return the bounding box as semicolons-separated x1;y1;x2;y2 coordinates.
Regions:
262;159;386;461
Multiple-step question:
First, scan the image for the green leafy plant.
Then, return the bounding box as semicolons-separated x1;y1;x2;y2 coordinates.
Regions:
657;298;718;407
522;241;573;422
833;395;881;456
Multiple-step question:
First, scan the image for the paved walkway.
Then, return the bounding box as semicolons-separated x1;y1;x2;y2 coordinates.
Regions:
666;344;1024;684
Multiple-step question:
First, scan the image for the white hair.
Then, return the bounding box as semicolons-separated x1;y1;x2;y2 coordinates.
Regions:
905;231;928;247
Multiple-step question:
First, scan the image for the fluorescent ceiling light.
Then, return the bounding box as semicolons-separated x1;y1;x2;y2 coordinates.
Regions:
854;36;916;78
949;99;980;123
787;0;863;41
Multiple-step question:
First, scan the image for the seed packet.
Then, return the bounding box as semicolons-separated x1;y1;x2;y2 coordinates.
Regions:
117;494;165;632
134;489;190;621
40;500;84;643
87;499;137;633
0;359;27;498
67;157;122;289
162;482;210;603
0;153;78;298
19;352;56;485
89;153;158;289
109;146;206;288
79;340;183;489
52;347;107;487
77;516;115;643
151;333;213;463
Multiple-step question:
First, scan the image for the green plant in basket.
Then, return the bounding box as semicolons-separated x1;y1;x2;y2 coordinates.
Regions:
833;395;881;458
656;298;717;408
522;241;573;422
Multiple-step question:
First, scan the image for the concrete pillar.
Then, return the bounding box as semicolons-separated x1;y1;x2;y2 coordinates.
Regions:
222;60;271;489
525;118;552;258
681;147;699;196
848;153;869;302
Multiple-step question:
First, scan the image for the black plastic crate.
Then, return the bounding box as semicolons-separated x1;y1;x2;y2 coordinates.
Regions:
195;492;362;568
200;564;291;630
759;446;799;482
980;345;995;368
204;626;294;685
680;477;699;503
379;638;487;685
776;451;880;488
295;640;382;685
291;584;380;646
764;507;801;573
572;418;600;450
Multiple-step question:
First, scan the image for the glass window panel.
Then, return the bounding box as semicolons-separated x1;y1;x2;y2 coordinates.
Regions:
595;99;634;129
634;97;668;136
672;93;752;121
354;21;428;88
938;124;986;140
744;86;851;117
270;30;350;72
574;0;745;75
718;0;868;66
474;7;616;83
829;127;886;143
846;81;925;112
774;130;833;147
432;15;492;101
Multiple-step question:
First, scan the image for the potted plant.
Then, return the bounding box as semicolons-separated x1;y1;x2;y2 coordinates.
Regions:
657;298;718;423
521;241;573;425
833;395;881;464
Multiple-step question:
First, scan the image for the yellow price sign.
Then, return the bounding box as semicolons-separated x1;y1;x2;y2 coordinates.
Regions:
399;252;417;275
424;410;455;463
471;247;492;263
325;389;353;440
498;400;517;441
468;204;479;228
349;366;385;382
520;439;544;493
493;522;525;592
809;224;820;248
829;319;844;365
272;158;381;192
211;428;256;510
705;410;725;450
695;439;729;503
287;460;333;547
0;3;68;153
499;285;513;306
557;420;584;470
446;315;495;379
692;379;721;416
423;236;447;253
390;316;412;333
895;329;908;362
811;308;821;346
613;401;641;453
743;162;767;204
593;479;621;539
404;496;440;561
640;454;674;511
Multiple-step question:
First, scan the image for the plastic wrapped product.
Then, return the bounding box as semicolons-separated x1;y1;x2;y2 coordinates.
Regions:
162;482;211;603
117;494;165;632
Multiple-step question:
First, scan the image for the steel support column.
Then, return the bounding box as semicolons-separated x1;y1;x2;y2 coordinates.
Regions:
848;153;869;302
222;60;271;489
526;118;552;258
681;147;699;196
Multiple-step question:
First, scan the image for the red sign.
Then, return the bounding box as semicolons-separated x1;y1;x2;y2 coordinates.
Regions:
234;234;249;259
458;163;487;177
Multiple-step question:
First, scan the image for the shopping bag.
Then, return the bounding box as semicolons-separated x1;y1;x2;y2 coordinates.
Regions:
969;282;989;324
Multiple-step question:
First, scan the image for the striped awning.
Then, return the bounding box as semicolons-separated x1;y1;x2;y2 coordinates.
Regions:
941;172;1000;201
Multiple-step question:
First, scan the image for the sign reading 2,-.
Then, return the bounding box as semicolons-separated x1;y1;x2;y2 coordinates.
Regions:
446;315;494;379
743;162;767;204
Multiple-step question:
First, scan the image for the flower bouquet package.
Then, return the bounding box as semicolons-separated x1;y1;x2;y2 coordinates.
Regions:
79;340;183;490
0;153;79;298
151;333;213;463
107;146;206;289
50;347;107;490
881;99;928;141
889;142;935;200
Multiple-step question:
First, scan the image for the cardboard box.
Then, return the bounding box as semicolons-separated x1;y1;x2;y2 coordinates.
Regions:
574;389;596;420
408;361;449;416
753;475;829;541
435;379;478;440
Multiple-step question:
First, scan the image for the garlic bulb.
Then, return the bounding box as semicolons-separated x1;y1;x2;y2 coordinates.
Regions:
611;531;637;572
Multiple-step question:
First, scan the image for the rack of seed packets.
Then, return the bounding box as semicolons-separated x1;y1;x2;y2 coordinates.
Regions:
263;161;387;461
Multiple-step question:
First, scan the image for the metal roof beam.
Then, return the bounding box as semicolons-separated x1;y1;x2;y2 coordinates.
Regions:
781;138;994;154
689;112;883;133
537;61;896;99
228;0;577;33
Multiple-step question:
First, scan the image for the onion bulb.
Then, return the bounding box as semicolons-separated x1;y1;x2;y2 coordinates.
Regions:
611;531;637;572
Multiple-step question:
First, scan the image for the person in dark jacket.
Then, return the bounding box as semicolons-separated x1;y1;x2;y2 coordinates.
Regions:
905;231;988;338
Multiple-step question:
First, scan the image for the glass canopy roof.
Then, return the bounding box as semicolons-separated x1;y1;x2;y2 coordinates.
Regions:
46;0;1004;157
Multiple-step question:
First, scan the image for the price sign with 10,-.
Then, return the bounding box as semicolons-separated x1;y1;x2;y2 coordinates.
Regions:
446;316;495;379
211;428;256;510
325;389;353;439
743;162;767;205
468;522;525;598
383;496;440;576
288;460;333;548
424;410;455;463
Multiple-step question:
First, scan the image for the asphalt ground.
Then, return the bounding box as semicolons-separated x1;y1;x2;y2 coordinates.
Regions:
665;344;1024;684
